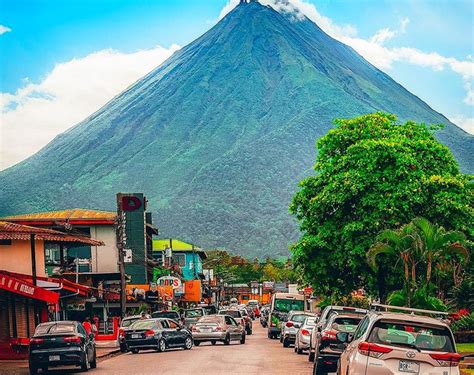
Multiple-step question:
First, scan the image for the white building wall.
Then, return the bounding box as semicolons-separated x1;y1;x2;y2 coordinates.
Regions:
90;225;118;273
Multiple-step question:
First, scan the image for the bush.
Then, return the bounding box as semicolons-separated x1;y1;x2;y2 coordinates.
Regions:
387;287;447;311
451;313;474;332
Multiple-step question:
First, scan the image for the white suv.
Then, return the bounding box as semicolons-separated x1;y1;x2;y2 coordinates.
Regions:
337;308;461;375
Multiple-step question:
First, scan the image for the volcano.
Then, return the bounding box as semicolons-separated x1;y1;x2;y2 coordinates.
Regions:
1;1;472;256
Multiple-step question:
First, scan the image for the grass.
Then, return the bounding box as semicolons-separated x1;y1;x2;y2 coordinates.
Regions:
458;343;474;353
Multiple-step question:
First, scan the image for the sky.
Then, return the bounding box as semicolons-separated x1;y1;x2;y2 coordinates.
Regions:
0;0;473;170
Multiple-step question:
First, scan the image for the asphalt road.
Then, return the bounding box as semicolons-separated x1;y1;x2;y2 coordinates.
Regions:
93;322;315;375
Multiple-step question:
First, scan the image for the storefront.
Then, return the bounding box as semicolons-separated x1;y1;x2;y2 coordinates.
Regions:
0;271;59;359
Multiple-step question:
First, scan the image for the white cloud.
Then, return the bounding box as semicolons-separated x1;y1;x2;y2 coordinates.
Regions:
0;44;180;170
463;82;474;106
0;25;11;35
449;114;474;134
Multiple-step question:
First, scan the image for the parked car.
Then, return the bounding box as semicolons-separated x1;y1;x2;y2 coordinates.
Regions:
192;315;246;346
183;308;206;328
118;315;144;352
29;321;96;374
281;311;316;348
218;309;252;334
247;300;260;318
308;306;367;362
124;318;193;353
312;313;363;374
199;304;218;315
337;307;462;375
295;316;318;354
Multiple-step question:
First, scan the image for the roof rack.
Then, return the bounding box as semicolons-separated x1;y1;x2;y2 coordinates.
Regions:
370;303;448;317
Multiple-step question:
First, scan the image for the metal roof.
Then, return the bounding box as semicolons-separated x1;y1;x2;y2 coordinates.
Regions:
1;208;116;225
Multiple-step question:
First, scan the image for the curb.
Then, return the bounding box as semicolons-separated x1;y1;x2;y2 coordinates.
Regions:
97;349;121;360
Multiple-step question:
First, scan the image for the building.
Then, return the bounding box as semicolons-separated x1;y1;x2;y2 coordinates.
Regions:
0;221;102;359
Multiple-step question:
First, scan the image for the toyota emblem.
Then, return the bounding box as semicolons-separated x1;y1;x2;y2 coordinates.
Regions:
406;351;416;358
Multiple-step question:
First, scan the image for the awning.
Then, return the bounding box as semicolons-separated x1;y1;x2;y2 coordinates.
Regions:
0;271;59;303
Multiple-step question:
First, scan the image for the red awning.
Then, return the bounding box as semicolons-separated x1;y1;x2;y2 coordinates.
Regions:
0;271;59;303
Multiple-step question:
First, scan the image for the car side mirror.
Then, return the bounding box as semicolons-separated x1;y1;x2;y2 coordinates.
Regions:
89;333;95;340
336;332;348;343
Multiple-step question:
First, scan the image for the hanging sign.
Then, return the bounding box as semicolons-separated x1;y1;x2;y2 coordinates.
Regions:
157;276;182;290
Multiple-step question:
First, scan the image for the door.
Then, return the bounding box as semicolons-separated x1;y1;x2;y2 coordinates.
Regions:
78;324;93;359
228;317;241;340
160;320;175;346
167;319;186;346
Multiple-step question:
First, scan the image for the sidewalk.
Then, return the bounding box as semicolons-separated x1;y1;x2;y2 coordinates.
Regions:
0;341;120;374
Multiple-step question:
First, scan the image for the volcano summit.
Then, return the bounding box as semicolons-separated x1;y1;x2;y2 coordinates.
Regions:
1;1;472;256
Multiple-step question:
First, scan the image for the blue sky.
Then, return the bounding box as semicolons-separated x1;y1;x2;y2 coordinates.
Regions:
0;0;473;169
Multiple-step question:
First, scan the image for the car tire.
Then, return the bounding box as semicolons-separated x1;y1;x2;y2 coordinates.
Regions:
184;336;193;350
297;347;303;354
308;351;315;362
280;335;283;343
29;364;38;375
283;338;290;348
80;351;90;372
211;340;216;345
157;338;167;353
240;333;246;344
194;340;201;346
224;334;231;345
131;348;139;354
120;343;127;353
90;349;97;369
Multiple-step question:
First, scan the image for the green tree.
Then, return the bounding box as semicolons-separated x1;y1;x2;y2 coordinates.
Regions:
290;113;473;298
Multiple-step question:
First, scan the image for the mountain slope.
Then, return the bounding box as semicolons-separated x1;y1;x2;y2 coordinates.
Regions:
1;2;472;257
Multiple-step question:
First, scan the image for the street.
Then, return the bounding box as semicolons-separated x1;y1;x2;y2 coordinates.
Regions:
93;323;314;375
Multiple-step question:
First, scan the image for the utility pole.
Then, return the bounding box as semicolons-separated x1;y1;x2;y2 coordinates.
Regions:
116;196;127;318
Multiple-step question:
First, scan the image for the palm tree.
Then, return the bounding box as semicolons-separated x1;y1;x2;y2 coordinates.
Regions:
411;217;469;288
367;223;418;306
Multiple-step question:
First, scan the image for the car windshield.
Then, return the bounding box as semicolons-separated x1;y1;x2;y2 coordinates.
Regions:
35;323;76;335
331;316;361;333
185;309;203;318
305;317;317;326
274;299;305;313
221;310;241;318
368;320;455;352
152;311;179;319
202;306;217;315
291;314;309;323
121;318;139;328
130;320;157;330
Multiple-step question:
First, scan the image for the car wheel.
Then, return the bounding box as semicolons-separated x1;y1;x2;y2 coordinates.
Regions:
29;364;38;375
211;340;216;345
184;336;193;350
297;347;303;354
240;333;246;344
90;349;97;369
294;345;298;353
157;338;167;352
224;334;231;345
280;335;283;343
80;351;90;372
120;343;127;353
131;348;139;354
283;338;290;348
194;340;201;346
308;351;315;362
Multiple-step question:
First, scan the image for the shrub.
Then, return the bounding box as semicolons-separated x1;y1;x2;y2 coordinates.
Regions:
451;313;474;332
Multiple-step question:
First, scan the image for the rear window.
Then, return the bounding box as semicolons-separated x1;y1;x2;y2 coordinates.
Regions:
185;309;203;318
291;314;309;323
305;317;317;326
368;321;454;352
130;320;158;330
35;323;75;335
198;316;223;324
121;318;139;328
331;317;361;333
152;311;179;319
220;310;241;318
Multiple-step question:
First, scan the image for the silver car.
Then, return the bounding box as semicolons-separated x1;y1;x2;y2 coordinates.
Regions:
281;311;316;348
192;315;245;346
294;316;317;354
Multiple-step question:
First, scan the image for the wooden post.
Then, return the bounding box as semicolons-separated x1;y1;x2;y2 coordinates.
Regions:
30;234;37;286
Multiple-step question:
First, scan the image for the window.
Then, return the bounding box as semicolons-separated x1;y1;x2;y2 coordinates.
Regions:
274;299;305;313
160;320;169;329
353;316;370;340
167;320;178;329
0;240;12;246
172;254;186;267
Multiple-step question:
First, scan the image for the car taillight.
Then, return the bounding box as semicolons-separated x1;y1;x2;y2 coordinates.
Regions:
145;330;155;337
192;326;199;332
429;352;461;367
286;322;294;328
301;329;311;336
321;330;337;341
63;336;81;343
30;338;44;345
358;342;393;358
215;325;223;332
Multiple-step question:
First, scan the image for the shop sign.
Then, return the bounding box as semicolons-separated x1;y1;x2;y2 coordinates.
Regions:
262;281;274;289
0;273;59;303
157;276;182;290
182;280;201;302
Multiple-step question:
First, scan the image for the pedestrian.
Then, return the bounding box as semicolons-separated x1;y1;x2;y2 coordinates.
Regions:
83;317;92;335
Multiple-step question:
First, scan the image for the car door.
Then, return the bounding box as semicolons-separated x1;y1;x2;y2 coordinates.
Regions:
167;319;186;346
230;317;241;340
78;324;93;359
159;319;175;346
344;316;370;371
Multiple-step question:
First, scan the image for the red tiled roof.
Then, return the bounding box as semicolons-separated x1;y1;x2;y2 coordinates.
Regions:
0;221;104;246
1;208;116;225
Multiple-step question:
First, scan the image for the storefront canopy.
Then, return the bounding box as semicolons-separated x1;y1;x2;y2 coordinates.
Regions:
0;271;59;303
0;221;104;247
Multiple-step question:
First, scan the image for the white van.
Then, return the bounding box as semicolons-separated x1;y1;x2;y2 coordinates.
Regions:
267;292;305;339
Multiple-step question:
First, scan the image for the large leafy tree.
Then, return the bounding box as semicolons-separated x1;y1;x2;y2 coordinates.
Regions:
290;113;473;298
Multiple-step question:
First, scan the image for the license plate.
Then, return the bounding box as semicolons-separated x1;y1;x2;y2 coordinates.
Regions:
201;328;211;332
399;360;419;373
49;355;60;361
131;334;140;339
